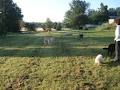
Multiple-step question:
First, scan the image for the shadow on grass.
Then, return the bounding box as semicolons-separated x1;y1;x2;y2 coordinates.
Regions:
0;33;114;57
0;47;105;57
104;61;120;67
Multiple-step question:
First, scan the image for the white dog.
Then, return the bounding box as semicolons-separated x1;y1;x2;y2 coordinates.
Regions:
94;54;104;65
44;36;54;46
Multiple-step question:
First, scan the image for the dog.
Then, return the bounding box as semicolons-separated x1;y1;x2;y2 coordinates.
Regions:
103;43;115;56
79;33;83;40
43;36;54;46
94;54;104;65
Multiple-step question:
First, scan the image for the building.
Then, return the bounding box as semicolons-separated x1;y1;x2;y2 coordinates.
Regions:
108;16;118;24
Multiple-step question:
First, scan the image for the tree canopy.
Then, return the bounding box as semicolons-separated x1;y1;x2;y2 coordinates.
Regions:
0;0;23;37
64;0;89;29
64;0;120;29
87;3;109;24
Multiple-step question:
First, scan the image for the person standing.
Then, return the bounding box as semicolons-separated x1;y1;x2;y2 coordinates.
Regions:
114;19;120;63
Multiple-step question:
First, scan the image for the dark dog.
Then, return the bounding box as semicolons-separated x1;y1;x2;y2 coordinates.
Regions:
79;33;83;40
103;43;115;56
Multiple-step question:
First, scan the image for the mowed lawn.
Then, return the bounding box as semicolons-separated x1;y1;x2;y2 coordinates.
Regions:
0;29;120;90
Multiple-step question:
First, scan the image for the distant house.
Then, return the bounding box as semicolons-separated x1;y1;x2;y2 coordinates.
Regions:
36;27;44;31
108;16;118;24
85;24;97;28
20;27;28;32
36;27;57;32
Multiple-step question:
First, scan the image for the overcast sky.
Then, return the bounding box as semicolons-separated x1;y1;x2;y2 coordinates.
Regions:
13;0;120;22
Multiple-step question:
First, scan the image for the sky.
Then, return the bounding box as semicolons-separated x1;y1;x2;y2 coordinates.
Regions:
13;0;120;22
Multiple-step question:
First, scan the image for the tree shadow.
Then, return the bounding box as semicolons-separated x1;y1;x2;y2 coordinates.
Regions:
0;47;105;57
0;33;114;57
103;61;120;67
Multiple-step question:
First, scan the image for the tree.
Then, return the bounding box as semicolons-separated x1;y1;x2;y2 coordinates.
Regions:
72;14;88;29
88;9;104;24
64;0;89;29
56;23;62;31
116;7;120;17
52;22;62;30
0;0;23;37
88;9;97;24
53;22;57;29
69;0;89;14
63;10;73;28
88;3;109;24
45;18;53;31
98;3;109;23
0;14;7;37
0;0;7;37
108;8;117;16
108;7;120;18
5;0;23;32
24;22;36;31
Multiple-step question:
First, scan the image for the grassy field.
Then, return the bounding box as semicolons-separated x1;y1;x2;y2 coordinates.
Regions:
0;28;120;90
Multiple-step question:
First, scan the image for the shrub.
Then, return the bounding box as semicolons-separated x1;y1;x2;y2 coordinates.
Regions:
95;23;115;31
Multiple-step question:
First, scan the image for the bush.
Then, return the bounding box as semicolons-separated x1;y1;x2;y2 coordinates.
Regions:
95;23;115;31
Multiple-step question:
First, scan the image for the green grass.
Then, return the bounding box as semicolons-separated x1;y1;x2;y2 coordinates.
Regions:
0;29;120;90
